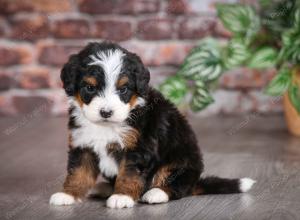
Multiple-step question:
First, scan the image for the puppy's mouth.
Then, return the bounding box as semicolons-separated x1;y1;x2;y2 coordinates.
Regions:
94;118;124;125
101;119;115;123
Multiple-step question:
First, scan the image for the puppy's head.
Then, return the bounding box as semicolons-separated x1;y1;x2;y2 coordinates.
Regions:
61;42;150;124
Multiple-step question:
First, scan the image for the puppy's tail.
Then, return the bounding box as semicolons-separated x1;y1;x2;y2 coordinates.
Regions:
192;176;256;195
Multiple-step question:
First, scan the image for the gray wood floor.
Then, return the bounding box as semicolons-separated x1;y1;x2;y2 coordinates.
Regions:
0;115;300;220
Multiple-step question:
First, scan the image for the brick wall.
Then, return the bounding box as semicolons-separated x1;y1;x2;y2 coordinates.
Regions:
0;0;282;116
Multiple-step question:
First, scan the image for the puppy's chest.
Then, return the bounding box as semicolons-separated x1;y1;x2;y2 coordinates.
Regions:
71;124;128;178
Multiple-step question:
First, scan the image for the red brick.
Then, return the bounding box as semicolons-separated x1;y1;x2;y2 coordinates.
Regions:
213;19;232;38
0;0;32;14
0;26;3;37
94;20;132;41
149;67;176;86
51;90;68;115
178;17;216;39
0;45;33;66
197;89;283;115
249;91;283;113
31;0;72;13
196;90;265;116
122;41;193;66
199;90;242;115
78;0;159;14
49;68;63;88
52;19;90;39
166;0;189;14
38;43;83;66
0;94;16;116
18;67;51;89
10;15;49;41
137;18;174;40
0;0;72;14
12;95;53;115
0;19;5;37
78;0;115;14
0;70;16;90
220;68;277;90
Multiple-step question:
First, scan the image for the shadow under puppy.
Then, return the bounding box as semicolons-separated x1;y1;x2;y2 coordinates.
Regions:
50;42;255;209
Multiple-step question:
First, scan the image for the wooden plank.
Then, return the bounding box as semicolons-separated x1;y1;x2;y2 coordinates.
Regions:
0;116;300;220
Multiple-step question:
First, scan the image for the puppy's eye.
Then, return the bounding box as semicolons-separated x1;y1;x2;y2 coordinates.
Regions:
118;87;128;95
85;85;96;93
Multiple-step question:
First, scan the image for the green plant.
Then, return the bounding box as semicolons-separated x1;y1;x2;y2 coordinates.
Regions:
160;0;300;113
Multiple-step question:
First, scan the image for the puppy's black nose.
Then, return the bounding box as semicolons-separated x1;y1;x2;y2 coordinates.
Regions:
100;109;113;118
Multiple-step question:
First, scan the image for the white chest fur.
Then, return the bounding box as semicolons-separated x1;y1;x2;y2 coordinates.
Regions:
70;109;130;178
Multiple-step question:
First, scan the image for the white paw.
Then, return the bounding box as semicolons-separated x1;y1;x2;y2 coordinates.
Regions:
106;194;135;209
49;192;76;206
141;188;169;204
239;178;256;192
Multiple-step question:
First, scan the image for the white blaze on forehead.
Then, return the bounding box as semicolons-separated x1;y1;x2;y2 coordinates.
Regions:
88;49;125;90
87;49;130;123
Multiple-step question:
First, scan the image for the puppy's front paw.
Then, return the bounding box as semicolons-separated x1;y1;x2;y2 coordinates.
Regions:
49;192;76;206
141;188;169;204
106;194;135;209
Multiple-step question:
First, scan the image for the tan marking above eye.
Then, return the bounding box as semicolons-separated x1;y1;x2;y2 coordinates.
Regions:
117;76;129;88
129;94;138;108
83;76;97;86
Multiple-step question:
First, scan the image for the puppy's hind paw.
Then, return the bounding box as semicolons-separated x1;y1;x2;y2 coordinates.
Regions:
141;188;169;204
49;192;76;206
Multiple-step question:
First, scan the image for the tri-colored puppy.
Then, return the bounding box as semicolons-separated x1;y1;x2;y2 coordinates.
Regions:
49;42;255;209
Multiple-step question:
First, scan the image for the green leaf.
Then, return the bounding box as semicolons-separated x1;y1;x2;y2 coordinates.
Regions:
288;82;300;114
293;9;300;28
265;68;292;96
279;9;300;63
190;80;214;111
223;38;250;69
159;75;188;105
216;3;260;44
178;38;223;82
259;0;297;37
280;37;300;64
247;47;277;69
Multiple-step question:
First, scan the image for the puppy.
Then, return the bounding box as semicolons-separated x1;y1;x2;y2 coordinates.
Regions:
49;42;255;208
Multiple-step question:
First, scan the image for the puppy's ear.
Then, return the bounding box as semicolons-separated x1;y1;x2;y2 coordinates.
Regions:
130;54;150;97
60;54;80;96
136;65;150;97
